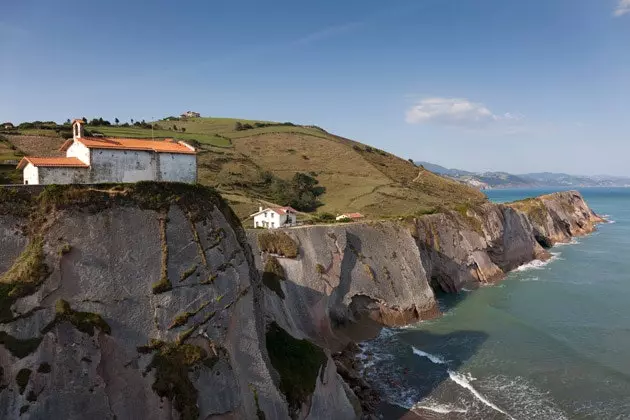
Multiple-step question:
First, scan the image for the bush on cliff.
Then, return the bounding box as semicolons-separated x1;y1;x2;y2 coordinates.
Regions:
258;231;299;258
265;322;327;412
262;257;285;299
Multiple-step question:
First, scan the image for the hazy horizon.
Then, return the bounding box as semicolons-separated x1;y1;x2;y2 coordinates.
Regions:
2;0;629;176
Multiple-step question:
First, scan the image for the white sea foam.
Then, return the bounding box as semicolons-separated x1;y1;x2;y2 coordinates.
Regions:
553;238;580;247
514;252;562;272
520;276;541;282
412;346;449;365
484;375;569;420
447;370;515;419
412;401;468;414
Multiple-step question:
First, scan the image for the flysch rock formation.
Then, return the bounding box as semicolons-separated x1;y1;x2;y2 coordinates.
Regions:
0;184;602;420
0;184;356;420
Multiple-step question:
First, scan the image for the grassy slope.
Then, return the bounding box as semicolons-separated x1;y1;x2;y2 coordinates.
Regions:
1;117;486;218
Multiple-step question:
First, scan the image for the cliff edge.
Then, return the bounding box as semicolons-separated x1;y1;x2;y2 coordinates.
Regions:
247;191;602;351
0;183;356;420
0;185;601;420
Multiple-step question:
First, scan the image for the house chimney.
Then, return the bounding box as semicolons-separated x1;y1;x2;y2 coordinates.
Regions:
72;119;84;140
259;206;263;212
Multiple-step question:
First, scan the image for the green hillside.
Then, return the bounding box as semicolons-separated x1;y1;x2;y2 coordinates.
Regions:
0;117;486;218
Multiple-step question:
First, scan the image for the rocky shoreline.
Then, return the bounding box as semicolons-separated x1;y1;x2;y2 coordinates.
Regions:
0;185;602;419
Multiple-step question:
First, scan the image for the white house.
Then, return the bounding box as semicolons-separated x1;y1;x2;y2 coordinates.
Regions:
252;206;297;229
17;119;197;185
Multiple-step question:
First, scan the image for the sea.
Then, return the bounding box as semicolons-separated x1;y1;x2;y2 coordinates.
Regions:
368;188;630;420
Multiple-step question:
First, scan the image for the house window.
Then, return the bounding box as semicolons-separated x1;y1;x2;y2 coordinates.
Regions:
271;222;275;228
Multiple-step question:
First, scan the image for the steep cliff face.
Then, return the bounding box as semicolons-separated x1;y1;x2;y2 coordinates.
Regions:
0;184;355;420
248;224;440;350
0;186;601;420
247;191;602;349
508;191;605;246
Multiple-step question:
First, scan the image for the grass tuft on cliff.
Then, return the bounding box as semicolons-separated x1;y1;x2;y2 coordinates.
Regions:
0;332;42;359
258;231;299;258
265;322;327;412
510;197;550;226
0;237;49;322
41;299;111;336
262;257;286;299
140;341;212;420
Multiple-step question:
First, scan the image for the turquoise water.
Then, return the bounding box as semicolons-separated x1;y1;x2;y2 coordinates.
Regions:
368;188;630;419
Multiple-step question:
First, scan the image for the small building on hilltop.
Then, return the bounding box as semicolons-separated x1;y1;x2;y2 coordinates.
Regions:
251;206;297;229
336;212;364;222
17;119;197;185
180;111;201;118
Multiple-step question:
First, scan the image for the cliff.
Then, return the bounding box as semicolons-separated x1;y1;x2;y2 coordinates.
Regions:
0;186;601;420
247;191;602;350
0;184;356;420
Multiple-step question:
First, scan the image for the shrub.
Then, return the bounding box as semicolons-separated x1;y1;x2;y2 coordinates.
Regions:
42;299;111;336
262;257;285;299
312;212;336;223
16;368;31;394
265;322;327;412
258;232;298;258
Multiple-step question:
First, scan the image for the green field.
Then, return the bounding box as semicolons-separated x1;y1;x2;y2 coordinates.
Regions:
87;126;232;147
2;116;487;218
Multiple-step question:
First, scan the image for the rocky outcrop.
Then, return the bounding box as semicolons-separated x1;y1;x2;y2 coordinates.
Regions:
0;185;601;420
247;191;602;348
508;190;605;245
0;184;356;420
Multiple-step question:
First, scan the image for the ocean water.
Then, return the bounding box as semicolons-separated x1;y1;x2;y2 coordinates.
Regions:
367;188;630;419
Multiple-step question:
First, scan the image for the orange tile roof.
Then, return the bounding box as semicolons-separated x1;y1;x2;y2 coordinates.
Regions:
17;157;89;170
60;137;196;155
272;206;297;215
341;213;364;219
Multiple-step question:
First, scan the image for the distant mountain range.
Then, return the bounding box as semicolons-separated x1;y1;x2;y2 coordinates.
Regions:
417;162;630;190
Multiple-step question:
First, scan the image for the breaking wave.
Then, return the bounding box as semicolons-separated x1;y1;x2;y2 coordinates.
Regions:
412;346;449;365
514;252;562;272
411;347;513;419
412;400;468;414
447;371;514;419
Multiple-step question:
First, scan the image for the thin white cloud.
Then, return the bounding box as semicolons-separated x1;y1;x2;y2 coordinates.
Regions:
291;21;364;47
405;97;522;128
615;0;630;16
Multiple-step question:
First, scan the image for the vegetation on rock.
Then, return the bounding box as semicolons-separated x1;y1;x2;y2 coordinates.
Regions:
42;299;111;336
262;257;286;299
265;322;327;412
37;363;51;374
510;197;550;226
180;264;197;282
140;341;215;420
0;332;42;359
15;368;31;394
152;216;172;294
258;231;298;258
249;384;267;420
0;237;49;322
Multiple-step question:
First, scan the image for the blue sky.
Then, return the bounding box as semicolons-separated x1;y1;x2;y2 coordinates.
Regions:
1;0;629;175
